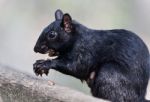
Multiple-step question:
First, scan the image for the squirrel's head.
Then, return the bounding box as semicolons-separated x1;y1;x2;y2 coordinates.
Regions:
34;9;76;57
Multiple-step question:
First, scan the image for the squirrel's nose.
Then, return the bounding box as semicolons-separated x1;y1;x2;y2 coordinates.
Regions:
34;45;49;54
34;46;39;53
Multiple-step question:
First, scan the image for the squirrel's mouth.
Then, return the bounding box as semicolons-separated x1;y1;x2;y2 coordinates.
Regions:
48;49;59;57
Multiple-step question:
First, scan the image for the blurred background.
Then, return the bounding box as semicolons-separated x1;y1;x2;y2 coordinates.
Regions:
0;0;150;99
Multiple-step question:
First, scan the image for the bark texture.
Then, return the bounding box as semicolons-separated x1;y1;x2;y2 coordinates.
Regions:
0;64;109;102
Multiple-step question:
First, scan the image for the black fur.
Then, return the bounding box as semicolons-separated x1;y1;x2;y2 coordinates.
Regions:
33;10;150;102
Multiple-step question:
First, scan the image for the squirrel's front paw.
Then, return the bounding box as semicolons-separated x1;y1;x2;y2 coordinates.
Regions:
33;60;50;76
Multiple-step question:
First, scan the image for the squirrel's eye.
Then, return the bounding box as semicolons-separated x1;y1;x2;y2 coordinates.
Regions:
47;31;57;40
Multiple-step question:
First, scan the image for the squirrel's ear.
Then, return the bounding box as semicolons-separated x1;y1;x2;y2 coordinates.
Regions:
61;13;73;33
55;9;63;20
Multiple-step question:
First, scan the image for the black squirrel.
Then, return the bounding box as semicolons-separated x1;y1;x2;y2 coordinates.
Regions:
33;9;150;102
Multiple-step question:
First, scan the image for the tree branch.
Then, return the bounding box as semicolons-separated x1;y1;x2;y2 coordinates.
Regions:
0;64;109;102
